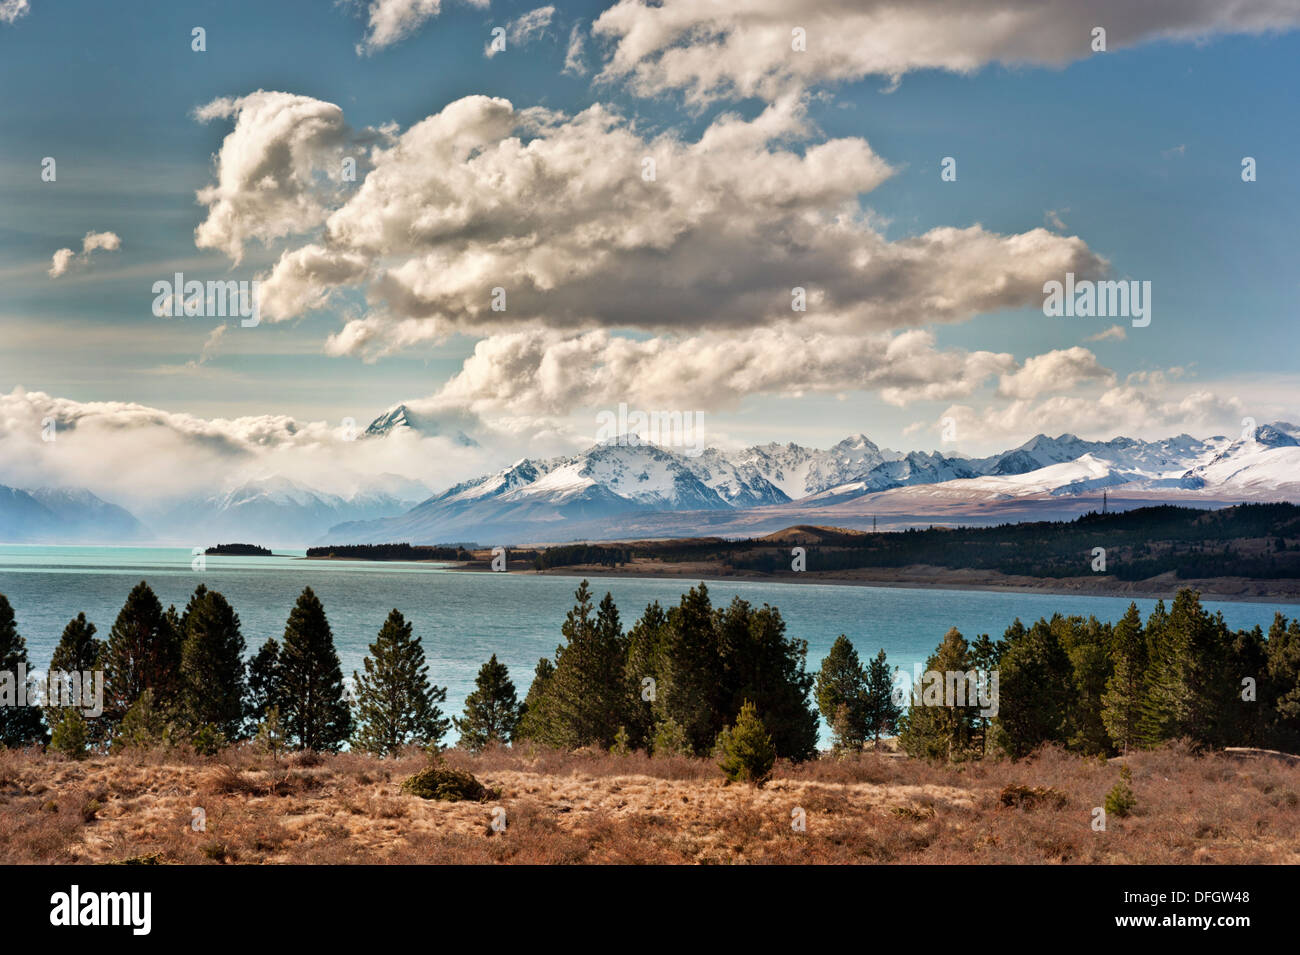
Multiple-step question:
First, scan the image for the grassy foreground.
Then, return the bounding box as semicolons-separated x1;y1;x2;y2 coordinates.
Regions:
1;743;1297;864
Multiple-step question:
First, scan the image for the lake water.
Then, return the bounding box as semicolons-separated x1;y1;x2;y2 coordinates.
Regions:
3;545;1296;745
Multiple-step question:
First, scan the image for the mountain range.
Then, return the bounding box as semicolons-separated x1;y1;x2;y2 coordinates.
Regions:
324;416;1300;546
3;407;1297;547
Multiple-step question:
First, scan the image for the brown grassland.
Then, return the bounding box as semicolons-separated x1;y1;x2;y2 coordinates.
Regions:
1;742;1298;865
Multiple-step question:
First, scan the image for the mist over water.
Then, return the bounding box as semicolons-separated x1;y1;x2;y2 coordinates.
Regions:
3;546;1294;746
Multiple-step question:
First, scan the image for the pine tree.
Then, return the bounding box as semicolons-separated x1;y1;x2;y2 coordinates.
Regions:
624;602;666;750
815;635;868;749
455;654;522;752
655;583;725;755
1140;590;1232;747
0;593;47;747
45;613;105;746
102;581;182;727
863;648;902;748
49;708;89;760
715;700;776;786
898;627;979;761
179;586;248;741
1101;603;1145;755
536;583;629;749
351;609;448;756
993;619;1072;759
278;587;352;752
247;637;282;725
515;657;556;742
717;598;818;761
969;632;1001;756
1266;614;1300;751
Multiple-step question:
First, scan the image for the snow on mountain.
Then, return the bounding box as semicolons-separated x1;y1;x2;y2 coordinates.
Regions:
363;403;478;446
0;486;147;543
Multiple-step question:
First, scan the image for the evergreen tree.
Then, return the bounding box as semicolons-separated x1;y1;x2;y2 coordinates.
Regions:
538;584;629;749
1064;616;1113;755
815;635;868;749
715;700;776;786
247;637;283;725
862;648;902;748
179;585;248;741
45;613;105;746
655;583;725;755
1140;590;1233;747
969;632;1001;756
898;627;978;761
278;587;352;752
49;709;89;760
455;654;522;751
351;609;448;756
994;618;1072;759
1266;614;1300;751
0;594;47;747
515;657;556;743
717;598;818;761
624;602;666;750
102;581;182;726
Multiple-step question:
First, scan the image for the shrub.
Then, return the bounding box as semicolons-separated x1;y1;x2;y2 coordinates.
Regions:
651;718;691;758
1105;764;1137;818
715;701;776;786
998;784;1068;810
49;710;89;761
400;763;496;802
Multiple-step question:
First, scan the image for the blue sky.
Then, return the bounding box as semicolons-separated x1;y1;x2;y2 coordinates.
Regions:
0;0;1298;497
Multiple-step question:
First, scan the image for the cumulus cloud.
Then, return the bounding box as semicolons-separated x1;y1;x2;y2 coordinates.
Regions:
996;346;1115;400
355;0;489;55
485;5;553;57
193;91;356;264
48;230;122;278
592;0;1300;104
931;387;1246;449
401;325;1015;422
198;91;1103;355
0;0;29;25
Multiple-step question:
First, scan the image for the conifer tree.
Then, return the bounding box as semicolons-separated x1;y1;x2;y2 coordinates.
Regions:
815;635;868;749
247;637;283;725
515;657;556;743
45;613;105;745
717;598;818;761
1265;613;1300;751
624;601;666;749
102;581;182;726
899;627;979;760
0;593;47;747
993;619;1072;759
863;648;903;748
716;700;776;785
351;609;447;756
278;587;352;751
969;632;1001;756
455;654;522;751
179;585;248;740
540;583;629;749
655;583;725;755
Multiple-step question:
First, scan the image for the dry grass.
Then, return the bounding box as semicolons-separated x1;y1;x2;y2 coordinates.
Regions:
0;742;1296;864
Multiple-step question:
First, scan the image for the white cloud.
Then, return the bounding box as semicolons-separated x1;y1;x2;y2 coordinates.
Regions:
996;346;1115;399
592;0;1300;104
193;91;354;264
48;230;122;278
1085;324;1127;343
563;20;587;75
0;0;29;25
485;5;553;57
355;0;489;55
201;91;1102;356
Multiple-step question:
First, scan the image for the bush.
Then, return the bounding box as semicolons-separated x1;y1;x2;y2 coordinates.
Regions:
400;763;497;802
651;718;691;758
715;701;776;786
999;784;1068;810
49;710;89;760
1105;764;1137;818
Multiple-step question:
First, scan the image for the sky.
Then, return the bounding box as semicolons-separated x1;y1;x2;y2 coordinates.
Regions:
0;0;1298;505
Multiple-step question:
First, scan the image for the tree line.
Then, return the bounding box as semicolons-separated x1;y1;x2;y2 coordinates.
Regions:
2;580;1297;764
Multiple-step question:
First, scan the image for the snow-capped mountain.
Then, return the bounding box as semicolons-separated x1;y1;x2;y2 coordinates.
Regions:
363;403;478;446
324;422;1300;545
